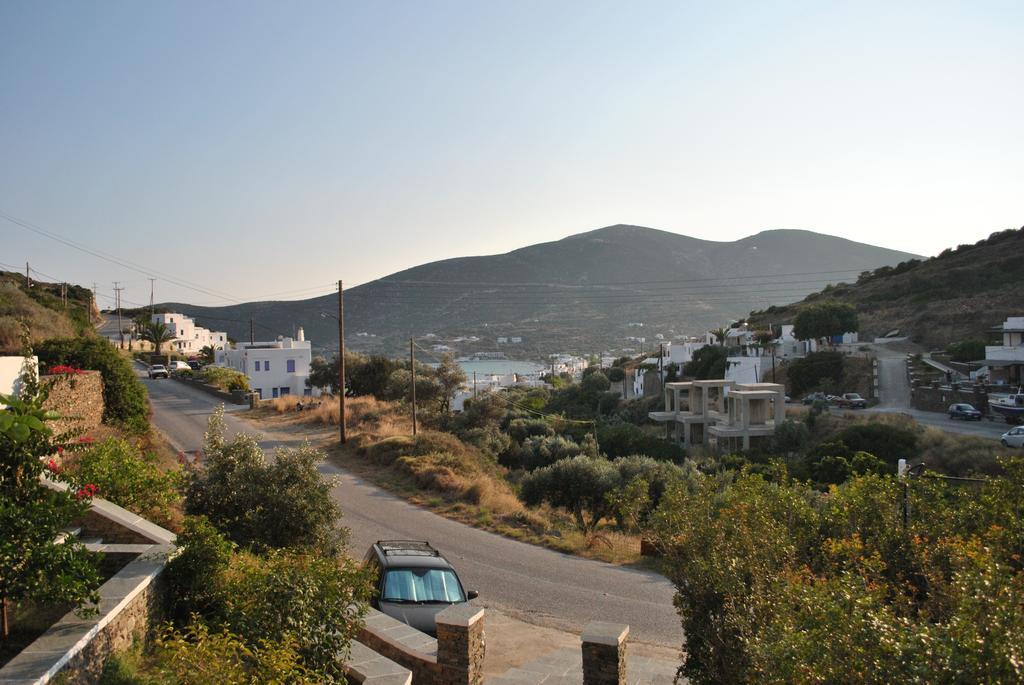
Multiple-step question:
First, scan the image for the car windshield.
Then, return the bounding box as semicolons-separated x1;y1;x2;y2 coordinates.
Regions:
382;567;464;603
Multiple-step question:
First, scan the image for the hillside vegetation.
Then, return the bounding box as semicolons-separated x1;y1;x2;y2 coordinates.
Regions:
161;225;916;356
0;271;95;353
749;226;1024;348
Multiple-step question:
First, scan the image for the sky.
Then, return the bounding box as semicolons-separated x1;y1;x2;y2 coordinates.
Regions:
2;0;1022;309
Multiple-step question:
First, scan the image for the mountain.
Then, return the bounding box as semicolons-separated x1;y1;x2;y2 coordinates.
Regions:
163;225;918;357
747;226;1024;349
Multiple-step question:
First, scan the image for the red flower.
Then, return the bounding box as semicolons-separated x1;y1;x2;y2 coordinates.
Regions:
49;365;85;375
46;458;61;474
57;446;65;456
75;483;98;500
77;436;95;444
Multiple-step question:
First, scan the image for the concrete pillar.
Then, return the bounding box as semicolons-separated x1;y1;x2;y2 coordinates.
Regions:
582;622;628;685
436;605;485;685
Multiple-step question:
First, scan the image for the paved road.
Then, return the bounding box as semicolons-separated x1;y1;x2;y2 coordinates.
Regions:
139;367;683;647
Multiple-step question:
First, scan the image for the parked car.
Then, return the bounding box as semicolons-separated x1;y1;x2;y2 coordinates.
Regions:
187;360;203;371
802;392;828;405
148;364;168;379
838;393;867;409
167;360;191;373
1001;426;1024;448
948;403;982;421
363;540;478;637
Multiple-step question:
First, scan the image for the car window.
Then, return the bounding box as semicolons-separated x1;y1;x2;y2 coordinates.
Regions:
382;568;464;603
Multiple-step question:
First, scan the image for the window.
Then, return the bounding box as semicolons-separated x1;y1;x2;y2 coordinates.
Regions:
255;361;261;371
286;359;295;373
381;568;464;603
256;388;263;399
272;388;279;398
279;386;290;396
265;360;270;371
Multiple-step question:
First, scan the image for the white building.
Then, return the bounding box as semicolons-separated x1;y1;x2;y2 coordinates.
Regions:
980;316;1024;386
215;328;316;399
151;312;228;355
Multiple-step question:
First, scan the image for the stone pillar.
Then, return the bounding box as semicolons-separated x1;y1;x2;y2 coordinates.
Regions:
582;622;628;685
436;604;485;685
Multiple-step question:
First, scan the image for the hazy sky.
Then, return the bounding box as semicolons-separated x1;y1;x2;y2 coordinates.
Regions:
2;1;1021;308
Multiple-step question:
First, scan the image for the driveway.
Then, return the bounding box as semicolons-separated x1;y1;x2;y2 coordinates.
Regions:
139;367;683;648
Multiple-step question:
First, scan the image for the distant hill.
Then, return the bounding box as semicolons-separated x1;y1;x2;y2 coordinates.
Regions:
163;225;918;357
747;226;1024;349
0;271;96;353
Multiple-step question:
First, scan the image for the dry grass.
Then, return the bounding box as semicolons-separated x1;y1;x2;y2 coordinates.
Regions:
246;396;645;564
0;283;78;353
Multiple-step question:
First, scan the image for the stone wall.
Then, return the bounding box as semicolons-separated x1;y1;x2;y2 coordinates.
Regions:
911;381;989;414
41;370;104;436
170;374;248;405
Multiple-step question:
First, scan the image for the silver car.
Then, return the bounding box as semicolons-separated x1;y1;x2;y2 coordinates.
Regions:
1001;426;1024;448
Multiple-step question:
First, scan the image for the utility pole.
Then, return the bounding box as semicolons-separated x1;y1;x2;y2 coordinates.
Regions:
473;371;477;398
410;337;417;436
61;282;67;308
113;282;124;349
25;262;30;288
249;318;255;345
338;280;346;444
149;278;156;317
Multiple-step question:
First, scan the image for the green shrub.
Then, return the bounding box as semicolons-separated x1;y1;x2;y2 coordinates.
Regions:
185;409;342;552
36;337;148;430
506;418;554;443
508;434;598;471
219;549;372;674
164;516;234;624
198;366;249;393
832;422;918;467
684;345;728;380
152;619;320;684
649;460;1024;684
66;438;181;526
596;422;685;461
787;351;844;397
519;455;619;531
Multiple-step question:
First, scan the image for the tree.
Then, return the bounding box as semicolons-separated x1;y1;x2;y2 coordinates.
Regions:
710;327;729;347
185;408;343;552
307;355;338;394
787;351;845;396
519;456;620;531
792;302;858;344
0;386;100;642
684;345;728;380
947;339;986;363
434;354;467;414
199;345;217;365
140;320;176;355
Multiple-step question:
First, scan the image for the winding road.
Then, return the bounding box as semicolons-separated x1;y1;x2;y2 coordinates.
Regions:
139;366;683;648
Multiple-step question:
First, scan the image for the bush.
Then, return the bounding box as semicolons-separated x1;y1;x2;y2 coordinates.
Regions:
36;336;148;430
506;418;554;443
186;408;342;552
787;351;844;397
164;516;234;624
198;366;249;393
832;422;918;467
519;456;620;531
219;549;372;674
508;434;598;471
596;422;685;462
152;620;320;684
649;461;1024;684
65;437;182;526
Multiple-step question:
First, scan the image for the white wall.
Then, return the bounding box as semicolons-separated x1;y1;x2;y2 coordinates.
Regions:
152;313;228;353
0;355;37;399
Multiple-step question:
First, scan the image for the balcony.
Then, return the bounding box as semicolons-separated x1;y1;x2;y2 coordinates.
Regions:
985;346;1024;363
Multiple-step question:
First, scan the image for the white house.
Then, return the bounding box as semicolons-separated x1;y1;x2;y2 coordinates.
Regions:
215;328;316;399
980;316;1024;386
151;312;228;354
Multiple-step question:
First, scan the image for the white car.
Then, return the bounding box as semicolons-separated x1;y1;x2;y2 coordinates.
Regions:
1001;426;1024;448
167;360;191;373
